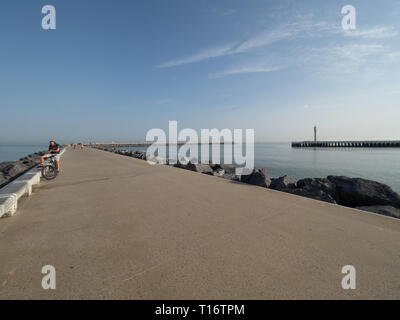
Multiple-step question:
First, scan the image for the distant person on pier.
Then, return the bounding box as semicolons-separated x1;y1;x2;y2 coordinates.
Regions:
40;141;61;173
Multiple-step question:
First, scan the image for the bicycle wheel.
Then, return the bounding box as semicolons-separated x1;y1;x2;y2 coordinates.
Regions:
42;165;58;180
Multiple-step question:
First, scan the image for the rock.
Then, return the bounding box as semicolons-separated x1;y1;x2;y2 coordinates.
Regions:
240;168;271;188
213;168;225;177
274;177;338;204
355;206;400;219
327;176;400;208
146;156;167;165
117;150;132;156
220;173;241;181
0;151;44;188
270;175;296;191
132;150;147;160
287;188;337;204
174;157;192;169
1;162;28;179
210;164;237;174
165;159;177;166
0;174;8;188
0;161;13;173
184;162;214;175
297;178;338;199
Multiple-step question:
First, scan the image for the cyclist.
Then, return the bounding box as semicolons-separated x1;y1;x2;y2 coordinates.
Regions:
40;141;61;172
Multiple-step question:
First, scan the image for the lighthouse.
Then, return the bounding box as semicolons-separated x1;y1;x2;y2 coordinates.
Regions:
314;126;317;143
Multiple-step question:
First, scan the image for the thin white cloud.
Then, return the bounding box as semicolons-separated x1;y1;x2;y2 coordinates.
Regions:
343;26;398;39
233;28;296;54
329;44;388;61
156;11;399;83
210;66;282;78
157;43;236;68
312;44;391;77
157;18;324;68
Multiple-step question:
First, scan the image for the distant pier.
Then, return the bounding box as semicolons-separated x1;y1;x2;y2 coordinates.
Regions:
292;140;400;148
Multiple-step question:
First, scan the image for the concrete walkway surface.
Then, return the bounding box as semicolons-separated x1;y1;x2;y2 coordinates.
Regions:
1;147;399;299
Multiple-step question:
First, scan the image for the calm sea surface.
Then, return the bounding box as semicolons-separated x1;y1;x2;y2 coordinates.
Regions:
0;145;47;162
1;143;399;192
119;143;400;193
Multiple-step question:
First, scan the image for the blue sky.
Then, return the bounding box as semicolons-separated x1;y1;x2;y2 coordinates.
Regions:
1;0;400;143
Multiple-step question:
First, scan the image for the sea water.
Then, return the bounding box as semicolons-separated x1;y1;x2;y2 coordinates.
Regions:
118;143;400;193
1;143;399;193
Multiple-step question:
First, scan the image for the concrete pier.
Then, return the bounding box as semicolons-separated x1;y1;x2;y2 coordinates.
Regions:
1;147;400;299
292;140;400;148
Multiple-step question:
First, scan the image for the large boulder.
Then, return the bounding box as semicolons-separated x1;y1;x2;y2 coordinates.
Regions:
183;162;214;175
0;161;13;173
146;156;168;165
241;168;271;188
221;173;241;182
270;175;296;191
274;177;338;204
0;155;41;187
356;206;400;219
210;164;237;174
327;176;400;208
1;162;28;179
0;174;8;188
297;178;338;200
287;188;337;204
213;168;225;177
117;150;132;156
132;150;147;160
174;157;191;169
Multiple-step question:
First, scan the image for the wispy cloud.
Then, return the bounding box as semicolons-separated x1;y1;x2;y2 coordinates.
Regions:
157;12;400;83
343;26;398;39
210;66;282;78
326;44;388;61
157;43;236;68
157;17;324;68
312;44;392;77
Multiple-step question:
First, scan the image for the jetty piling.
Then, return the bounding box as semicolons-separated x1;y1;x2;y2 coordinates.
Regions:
291;140;400;148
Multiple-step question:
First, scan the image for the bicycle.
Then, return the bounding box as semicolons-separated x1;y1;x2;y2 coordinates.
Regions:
41;155;59;180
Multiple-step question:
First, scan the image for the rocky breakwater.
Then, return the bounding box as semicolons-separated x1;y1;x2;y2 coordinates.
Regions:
0;151;46;188
268;176;400;219
93;147;400;219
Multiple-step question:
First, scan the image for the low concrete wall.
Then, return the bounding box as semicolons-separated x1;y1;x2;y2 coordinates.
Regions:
0;149;66;218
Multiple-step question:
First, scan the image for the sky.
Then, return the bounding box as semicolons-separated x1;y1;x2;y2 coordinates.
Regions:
1;0;400;144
